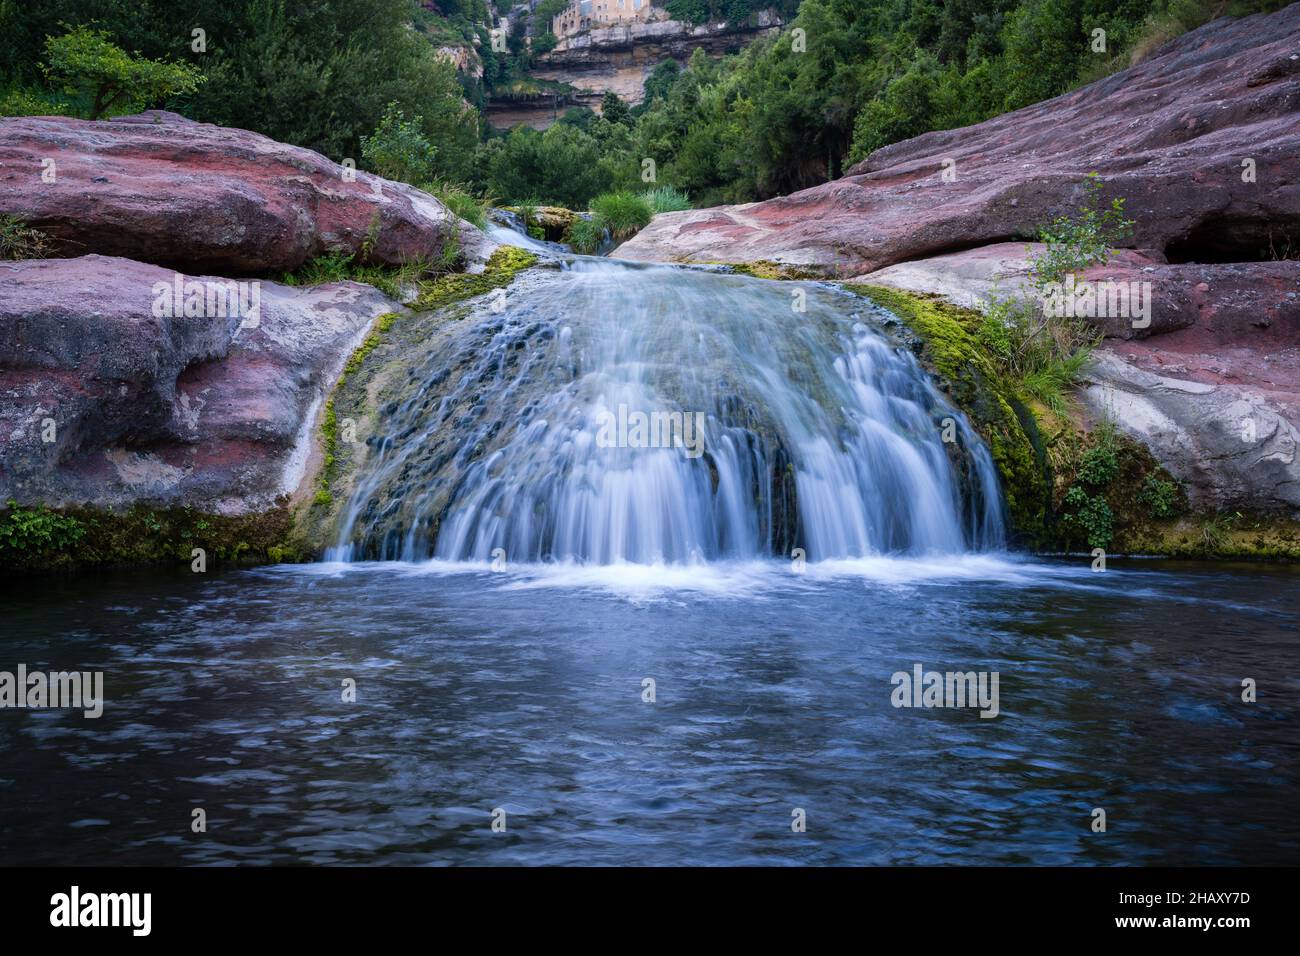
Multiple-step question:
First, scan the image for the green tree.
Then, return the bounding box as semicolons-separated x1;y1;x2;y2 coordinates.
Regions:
600;91;630;125
361;102;437;183
42;24;204;119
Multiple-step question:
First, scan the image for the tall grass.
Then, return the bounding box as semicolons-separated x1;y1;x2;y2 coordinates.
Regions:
566;217;606;255
641;186;692;214
588;191;653;240
419;179;489;230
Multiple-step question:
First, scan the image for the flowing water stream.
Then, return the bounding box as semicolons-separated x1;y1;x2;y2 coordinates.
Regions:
330;253;1003;563
2;234;1296;866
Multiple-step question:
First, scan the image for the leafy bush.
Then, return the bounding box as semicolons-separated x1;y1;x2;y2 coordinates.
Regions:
641;186;692;213
1138;476;1181;519
1;500;85;554
589;191;653;240
1062;486;1114;550
974;173;1134;412
0;216;53;259
481;123;612;208
1029;173;1135;287
1076;420;1120;487
0;85;69;117
362;102;437;184
42;24;204;120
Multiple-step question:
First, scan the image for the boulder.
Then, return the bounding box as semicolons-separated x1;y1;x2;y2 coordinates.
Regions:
0;254;400;513
616;5;1300;274
0;111;496;275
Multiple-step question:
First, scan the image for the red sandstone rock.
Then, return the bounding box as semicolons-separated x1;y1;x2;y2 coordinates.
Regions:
0;255;400;512
0;111;496;275
616;6;1300;275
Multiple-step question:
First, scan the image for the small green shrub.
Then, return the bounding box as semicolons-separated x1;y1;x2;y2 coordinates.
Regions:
0;216;53;260
1030;173;1135;287
361;101;437;184
1138;476;1181;519
1076;420;1120;487
1062;486;1113;550
0;86;70;117
588;191;653;240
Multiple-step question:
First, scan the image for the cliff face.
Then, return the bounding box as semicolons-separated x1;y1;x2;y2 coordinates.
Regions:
616;4;1300;518
484;14;782;128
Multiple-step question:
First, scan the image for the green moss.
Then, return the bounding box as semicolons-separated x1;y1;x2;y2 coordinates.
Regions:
0;500;304;573
712;260;827;281
847;284;1052;547
308;246;539;523
412;245;537;311
314;313;402;510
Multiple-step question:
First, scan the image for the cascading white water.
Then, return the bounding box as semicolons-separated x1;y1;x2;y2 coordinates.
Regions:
330;252;1005;564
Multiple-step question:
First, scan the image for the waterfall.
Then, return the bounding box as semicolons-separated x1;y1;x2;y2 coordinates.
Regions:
329;256;1005;564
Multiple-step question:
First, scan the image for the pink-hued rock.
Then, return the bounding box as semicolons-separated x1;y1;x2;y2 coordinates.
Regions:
0;255;400;513
0;111;496;274
857;245;1299;340
616;5;1300;274
855;243;1300;510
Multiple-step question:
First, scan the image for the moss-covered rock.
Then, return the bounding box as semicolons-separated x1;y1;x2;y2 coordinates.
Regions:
847;284;1053;548
300;245;540;547
851;284;1300;561
713;260;828;281
0;499;304;573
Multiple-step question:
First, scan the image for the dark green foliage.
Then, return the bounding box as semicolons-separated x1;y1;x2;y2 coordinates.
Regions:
600;91;630;125
0;0;481;178
1075;419;1120;487
525;0;1279;206
42;24;204;120
1;500;85;555
1137;476;1181;519
480;123;615;207
1062;485;1114;549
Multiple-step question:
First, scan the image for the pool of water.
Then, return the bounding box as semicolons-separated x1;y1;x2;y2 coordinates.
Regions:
2;556;1296;865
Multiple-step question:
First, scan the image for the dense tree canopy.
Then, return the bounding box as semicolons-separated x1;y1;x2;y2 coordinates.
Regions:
2;0;1287;211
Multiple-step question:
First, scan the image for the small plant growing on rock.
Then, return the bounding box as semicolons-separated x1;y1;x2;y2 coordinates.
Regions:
420;180;489;230
0;216;53;259
1137;475;1181;519
1;500;85;555
976;173;1134;413
1075;418;1120;487
1062;486;1114;550
42;25;204;120
1029;172;1135;286
588;191;653;241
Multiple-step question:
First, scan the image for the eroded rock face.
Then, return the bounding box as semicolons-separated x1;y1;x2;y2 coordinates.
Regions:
0;255;400;513
616;5;1300;273
0;111;496;275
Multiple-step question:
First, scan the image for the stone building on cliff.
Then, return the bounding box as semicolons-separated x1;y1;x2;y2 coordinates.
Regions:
552;0;662;40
